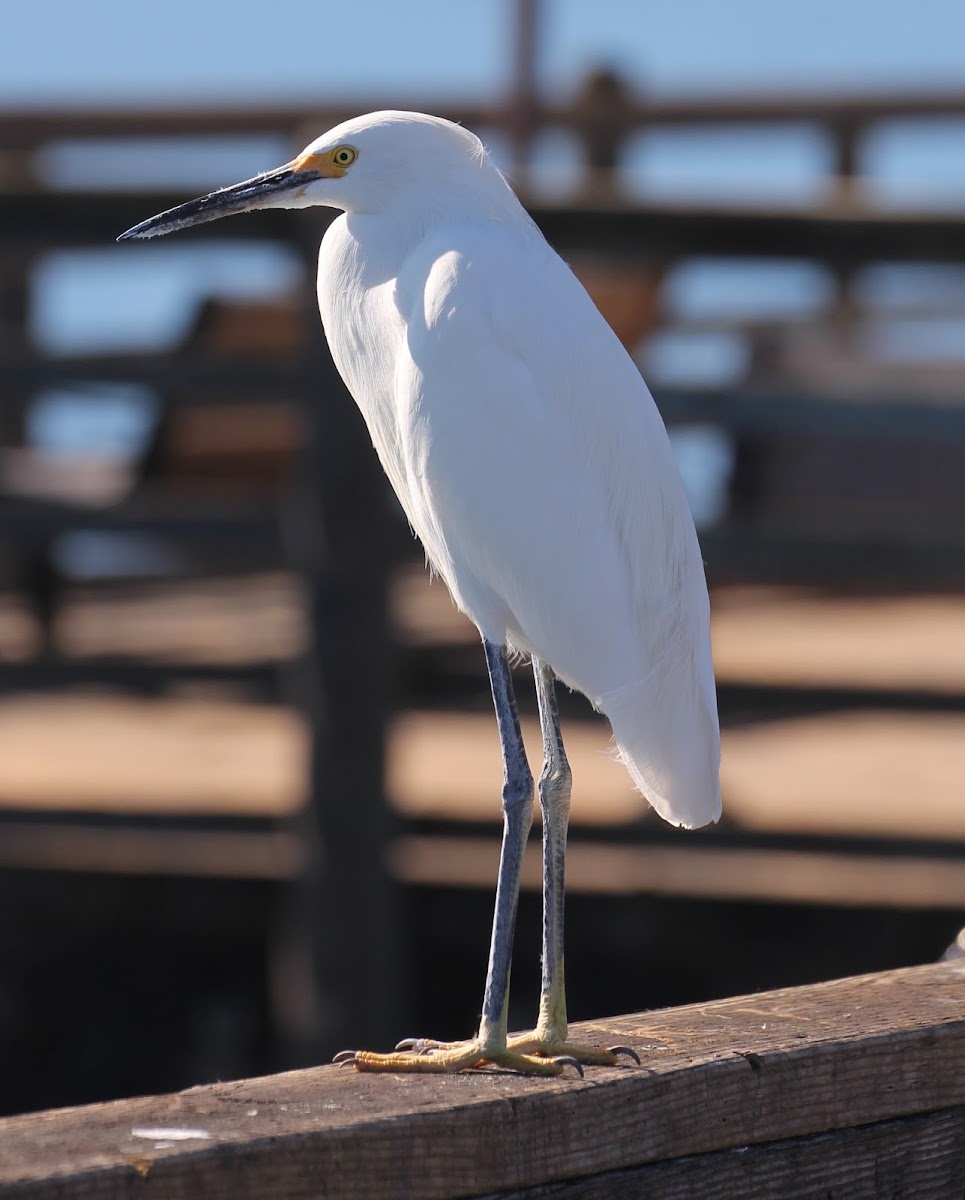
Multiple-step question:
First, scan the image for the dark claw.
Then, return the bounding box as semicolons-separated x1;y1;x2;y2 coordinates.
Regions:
333;1050;358;1065
554;1056;585;1078
608;1045;642;1065
394;1037;436;1055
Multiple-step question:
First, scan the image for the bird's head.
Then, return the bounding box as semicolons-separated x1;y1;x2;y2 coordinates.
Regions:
118;110;507;241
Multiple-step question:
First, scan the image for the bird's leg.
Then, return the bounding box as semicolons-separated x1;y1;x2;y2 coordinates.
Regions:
530;657;572;1045
506;659;640;1069
343;641;574;1075
472;640;543;1061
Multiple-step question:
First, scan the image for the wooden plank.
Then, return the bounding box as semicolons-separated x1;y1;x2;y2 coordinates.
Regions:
397;572;965;701
280;227;399;1062
701;526;965;586
1;694;962;849
0;356;303;397
710;587;965;696
3;87;965;146
385;707;965;842
0;963;961;1198
0;494;279;541
5;573;965;707
492;1108;965;1198
0;823;301;880
0;103;492;148
389;835;965;910
0;808;962;905
1;820;962;905
0;694;305;817
10;188;965;265
5;364;965;439
0;660;278;696
656;387;965;442
720;710;965;840
534;197;965;266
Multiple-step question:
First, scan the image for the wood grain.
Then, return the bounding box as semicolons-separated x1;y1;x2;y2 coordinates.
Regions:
0;962;962;1199
492;1108;965;1199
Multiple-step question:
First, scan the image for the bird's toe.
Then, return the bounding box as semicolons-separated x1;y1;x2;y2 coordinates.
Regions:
394;1036;443;1054
607;1044;642;1065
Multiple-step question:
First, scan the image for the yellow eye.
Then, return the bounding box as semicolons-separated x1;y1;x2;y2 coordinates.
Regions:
332;145;357;167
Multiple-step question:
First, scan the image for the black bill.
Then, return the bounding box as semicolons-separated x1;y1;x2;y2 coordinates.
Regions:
117;164;319;241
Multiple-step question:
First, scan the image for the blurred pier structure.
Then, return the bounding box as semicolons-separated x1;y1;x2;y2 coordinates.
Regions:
0;80;964;1114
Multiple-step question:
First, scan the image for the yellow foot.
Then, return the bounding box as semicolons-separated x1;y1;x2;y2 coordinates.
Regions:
334;1037;580;1076
506;1032;642;1068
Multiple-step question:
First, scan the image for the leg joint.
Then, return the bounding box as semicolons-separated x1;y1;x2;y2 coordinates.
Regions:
502;768;534;815
538;760;572;790
538;760;572;812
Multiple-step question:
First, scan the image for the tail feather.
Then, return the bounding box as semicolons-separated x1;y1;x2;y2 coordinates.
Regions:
600;664;721;830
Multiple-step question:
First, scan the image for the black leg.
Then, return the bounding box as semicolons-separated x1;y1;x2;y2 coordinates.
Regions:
478;639;534;1042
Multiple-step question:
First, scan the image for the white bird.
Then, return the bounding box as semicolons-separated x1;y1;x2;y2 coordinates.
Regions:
120;111;721;1076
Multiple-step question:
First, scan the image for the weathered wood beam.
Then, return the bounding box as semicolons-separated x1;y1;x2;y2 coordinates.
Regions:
0;804;963;908
389;836;965;910
0;356;304;396
2;499;963;585
0;963;961;1198
401;648;965;718
0;659;279;697
0;494;279;541
700;526;965;587
656;388;965;441
0;103;493;149
7;190;965;265
493;1108;964;1198
4;87;965;146
4;367;965;445
277;220;398;1066
0;821;301;881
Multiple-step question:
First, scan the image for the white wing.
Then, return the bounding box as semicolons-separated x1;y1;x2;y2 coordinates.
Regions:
393;222;720;828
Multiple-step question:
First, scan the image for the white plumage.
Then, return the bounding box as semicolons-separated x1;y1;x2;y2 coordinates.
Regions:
314;112;719;829
120;110;720;1075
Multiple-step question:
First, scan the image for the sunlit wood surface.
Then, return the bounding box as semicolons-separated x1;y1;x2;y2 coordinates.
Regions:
2;963;962;1199
0;571;961;844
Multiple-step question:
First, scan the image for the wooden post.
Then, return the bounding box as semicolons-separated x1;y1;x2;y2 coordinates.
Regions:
830;117;862;196
0;144;35;448
570;68;637;196
827;119;862;348
272;218;398;1068
1;963;962;1197
508;0;541;189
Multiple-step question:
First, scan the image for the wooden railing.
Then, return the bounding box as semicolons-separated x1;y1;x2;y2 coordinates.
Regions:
1;962;962;1198
2;90;964;1114
5;78;965;185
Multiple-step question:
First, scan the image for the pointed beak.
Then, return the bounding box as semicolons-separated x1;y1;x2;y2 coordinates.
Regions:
117;162;320;240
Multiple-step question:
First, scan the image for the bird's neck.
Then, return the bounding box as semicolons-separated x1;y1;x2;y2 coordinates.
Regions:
344;209;431;280
331;173;530;280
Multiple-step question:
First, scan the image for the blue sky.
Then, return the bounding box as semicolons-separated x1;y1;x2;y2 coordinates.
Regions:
5;0;965;105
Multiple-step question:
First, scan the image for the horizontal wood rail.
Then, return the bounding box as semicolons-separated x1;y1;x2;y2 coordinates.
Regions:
7;191;965;265
1;962;962;1198
4;86;965;145
4;367;965;443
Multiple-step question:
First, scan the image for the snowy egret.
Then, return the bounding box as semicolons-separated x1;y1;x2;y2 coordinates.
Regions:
119;111;721;1076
